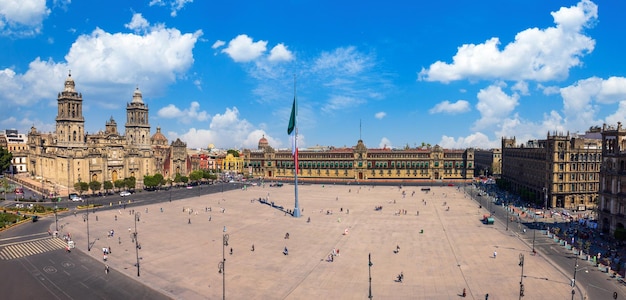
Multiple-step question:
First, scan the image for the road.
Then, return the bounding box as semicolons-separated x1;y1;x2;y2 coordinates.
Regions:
0;182;244;299
466;186;625;300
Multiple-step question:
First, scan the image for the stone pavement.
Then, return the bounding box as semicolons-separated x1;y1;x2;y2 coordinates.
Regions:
58;184;575;299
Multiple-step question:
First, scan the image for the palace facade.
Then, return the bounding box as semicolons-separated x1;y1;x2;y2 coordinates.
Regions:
242;137;475;182
26;73;189;194
598;122;626;235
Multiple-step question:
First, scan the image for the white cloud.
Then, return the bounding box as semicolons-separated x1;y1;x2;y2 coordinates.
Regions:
149;0;193;17
538;84;560;95
212;40;225;49
170;107;280;149
429;100;470;115
313;46;371;75
512;81;529;95
418;0;597;83
222;34;267;62
604;101;626;126
438;132;495;149
268;43;293;62
157;101;209;123
125;13;150;33
0;0;50;37
473;85;519;130
321;95;365;113
378;137;392;149
0;15;203;109
375;112;386;119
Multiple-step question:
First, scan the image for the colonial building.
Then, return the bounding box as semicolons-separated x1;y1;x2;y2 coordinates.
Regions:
1;129;29;173
501;130;602;210
27;73;189;195
474;148;502;178
242;138;474;182
598;123;626;235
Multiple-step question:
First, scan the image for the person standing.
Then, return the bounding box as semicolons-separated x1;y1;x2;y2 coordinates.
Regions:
493;251;497;258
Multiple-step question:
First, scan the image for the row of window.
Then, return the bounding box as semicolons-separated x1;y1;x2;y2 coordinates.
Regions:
247;161;473;169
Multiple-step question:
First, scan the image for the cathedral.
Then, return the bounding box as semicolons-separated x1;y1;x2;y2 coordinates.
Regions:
27;73;190;193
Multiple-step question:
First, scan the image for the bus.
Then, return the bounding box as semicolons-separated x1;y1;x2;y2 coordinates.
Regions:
14;187;24;196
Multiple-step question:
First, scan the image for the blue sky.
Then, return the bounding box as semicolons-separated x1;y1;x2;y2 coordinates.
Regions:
2;0;626;150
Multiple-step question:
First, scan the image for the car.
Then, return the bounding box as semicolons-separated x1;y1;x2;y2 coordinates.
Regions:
120;191;131;197
71;196;83;202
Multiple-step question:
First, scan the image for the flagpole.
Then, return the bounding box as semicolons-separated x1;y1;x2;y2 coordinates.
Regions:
293;75;301;218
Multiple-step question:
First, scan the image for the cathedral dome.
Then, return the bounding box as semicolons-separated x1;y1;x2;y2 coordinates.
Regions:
151;126;168;145
258;135;269;149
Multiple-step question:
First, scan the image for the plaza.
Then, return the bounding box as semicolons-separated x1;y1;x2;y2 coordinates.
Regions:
61;184;574;299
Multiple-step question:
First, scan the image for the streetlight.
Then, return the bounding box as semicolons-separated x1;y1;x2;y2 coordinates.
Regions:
53;205;58;232
368;253;373;299
132;212;141;277
532;215;537;255
218;226;229;300
571;256;589;300
83;198;91;251
519;253;525;299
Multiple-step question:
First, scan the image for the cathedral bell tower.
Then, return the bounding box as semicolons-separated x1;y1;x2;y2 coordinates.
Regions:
125;87;150;148
55;72;85;145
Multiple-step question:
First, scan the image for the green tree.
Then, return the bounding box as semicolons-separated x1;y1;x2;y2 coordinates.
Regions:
124;177;136;190
74;181;89;195
181;176;189;184
174;173;182;185
114;179;126;191
0;147;12;173
227;149;240;157
89;181;102;195
103;181;113;193
189;170;203;182
153;173;164;187
143;175;158;188
1;177;9;200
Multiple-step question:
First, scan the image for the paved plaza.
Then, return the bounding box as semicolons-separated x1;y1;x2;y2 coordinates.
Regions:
60;184;575;299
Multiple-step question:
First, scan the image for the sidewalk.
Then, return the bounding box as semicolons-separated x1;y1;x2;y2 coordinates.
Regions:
60;184;575;299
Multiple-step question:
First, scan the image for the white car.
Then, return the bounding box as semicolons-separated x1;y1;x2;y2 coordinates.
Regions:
71;196;83;202
120;191;131;197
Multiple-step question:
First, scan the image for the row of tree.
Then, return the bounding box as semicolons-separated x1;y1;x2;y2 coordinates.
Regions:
74;177;136;195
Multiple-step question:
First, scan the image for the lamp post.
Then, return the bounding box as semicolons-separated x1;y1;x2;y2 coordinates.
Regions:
218;227;229;300
133;212;141;277
519;253;525;299
54;205;58;232
532;216;537;254
571;256;589;300
83;198;91;251
368;253;373;299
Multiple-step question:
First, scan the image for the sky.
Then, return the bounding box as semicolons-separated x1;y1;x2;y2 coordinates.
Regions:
1;0;626;151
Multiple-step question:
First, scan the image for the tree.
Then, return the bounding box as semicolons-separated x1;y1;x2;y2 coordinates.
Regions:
1;177;9;200
124;176;136;190
0;147;12;173
189;170;203;182
174;173;182;185
114;179;125;191
227;149;240;157
143;175;159;188
181;176;189;184
89;181;102;195
153;173;164;187
74;181;89;195
103;181;113;194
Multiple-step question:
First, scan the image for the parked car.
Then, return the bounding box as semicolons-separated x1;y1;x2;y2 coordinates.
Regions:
120;191;131;197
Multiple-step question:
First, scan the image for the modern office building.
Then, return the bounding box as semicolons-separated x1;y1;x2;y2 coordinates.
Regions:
501;129;602;210
26;73;189;195
243;137;475;182
598;122;626;235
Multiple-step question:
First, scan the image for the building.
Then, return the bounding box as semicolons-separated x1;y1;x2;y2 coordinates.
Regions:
501;130;602;210
1;129;29;173
242;138;474;182
474;148;502;178
26;73;189;196
598;123;626;235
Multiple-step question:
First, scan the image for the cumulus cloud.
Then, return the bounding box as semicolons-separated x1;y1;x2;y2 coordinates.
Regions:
0;14;202;109
438;132;494;149
268;43;293;62
378;137;392;149
0;0;50;37
429;100;470;115
212;40;225;49
222;34;267;62
375;112;386;119
473;85;519;130
125;13;150;33
157;101;209;123
149;0;193;17
559;76;626;131
418;0;597;83
170;107;280;149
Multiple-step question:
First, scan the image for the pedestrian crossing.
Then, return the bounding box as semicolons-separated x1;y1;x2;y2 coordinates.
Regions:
0;237;68;260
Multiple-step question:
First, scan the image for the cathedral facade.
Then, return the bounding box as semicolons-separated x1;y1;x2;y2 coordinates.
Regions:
27;73;189;193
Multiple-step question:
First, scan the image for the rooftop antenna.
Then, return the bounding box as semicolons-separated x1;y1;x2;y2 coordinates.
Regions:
359;119;362;140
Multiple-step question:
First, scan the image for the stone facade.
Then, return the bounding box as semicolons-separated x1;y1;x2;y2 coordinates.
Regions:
598;123;626;235
27;73;189;195
243;138;474;182
501;130;602;210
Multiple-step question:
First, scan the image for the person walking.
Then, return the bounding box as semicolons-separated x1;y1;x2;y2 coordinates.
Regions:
493;251;497;258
